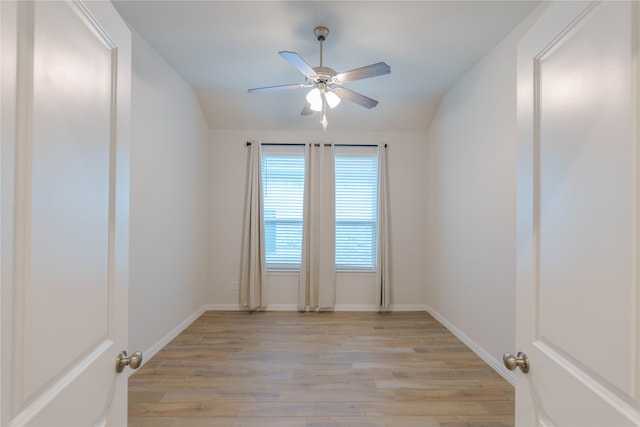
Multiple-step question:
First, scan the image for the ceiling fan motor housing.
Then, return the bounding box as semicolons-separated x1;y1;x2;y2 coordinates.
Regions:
314;26;329;41
311;66;337;85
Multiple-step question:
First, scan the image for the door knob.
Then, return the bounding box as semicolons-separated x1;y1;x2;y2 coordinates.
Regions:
503;351;530;373
116;350;143;373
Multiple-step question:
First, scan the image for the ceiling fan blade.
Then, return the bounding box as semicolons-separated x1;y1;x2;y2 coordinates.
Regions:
279;51;318;78
301;101;314;116
334;62;391;83
332;87;379;109
248;83;307;94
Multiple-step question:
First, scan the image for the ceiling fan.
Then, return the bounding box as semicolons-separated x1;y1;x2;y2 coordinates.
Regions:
248;26;391;130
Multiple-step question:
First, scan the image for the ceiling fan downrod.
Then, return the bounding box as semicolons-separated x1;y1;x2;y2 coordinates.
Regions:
314;26;329;68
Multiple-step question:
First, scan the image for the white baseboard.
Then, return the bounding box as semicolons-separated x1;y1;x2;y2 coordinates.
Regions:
130;304;209;374
207;303;243;311
204;303;428;312
206;303;300;311
425;305;516;386
266;304;298;311
334;304;428;312
389;304;428;312
335;304;379;311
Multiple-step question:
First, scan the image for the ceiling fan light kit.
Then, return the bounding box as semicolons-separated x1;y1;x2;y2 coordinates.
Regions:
248;26;390;130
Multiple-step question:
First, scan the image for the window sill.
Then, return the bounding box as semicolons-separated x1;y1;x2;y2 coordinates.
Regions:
266;269;300;275
337;270;377;277
265;268;376;276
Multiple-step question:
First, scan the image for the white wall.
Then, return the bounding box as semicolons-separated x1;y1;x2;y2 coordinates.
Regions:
209;129;428;310
425;6;545;378
129;30;209;353
125;2;546;379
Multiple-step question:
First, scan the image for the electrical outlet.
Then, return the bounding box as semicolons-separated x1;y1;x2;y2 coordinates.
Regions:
231;281;238;291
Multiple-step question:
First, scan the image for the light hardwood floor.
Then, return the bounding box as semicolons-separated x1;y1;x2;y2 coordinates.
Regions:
128;311;514;427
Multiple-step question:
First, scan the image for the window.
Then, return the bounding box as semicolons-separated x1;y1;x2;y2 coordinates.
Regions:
261;144;379;272
261;146;305;269
335;146;378;271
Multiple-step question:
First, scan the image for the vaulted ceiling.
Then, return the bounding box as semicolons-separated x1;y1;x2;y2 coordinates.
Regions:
113;1;540;132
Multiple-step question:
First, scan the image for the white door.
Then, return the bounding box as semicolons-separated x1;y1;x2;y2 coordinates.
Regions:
516;1;640;425
1;1;132;426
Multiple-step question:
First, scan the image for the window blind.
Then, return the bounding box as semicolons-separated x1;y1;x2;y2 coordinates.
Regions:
261;146;305;269
334;146;378;271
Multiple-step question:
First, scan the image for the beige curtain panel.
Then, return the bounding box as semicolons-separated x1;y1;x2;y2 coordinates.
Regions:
377;145;391;311
240;141;267;310
299;143;336;311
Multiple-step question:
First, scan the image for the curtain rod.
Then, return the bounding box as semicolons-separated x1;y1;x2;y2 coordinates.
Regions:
246;142;387;148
